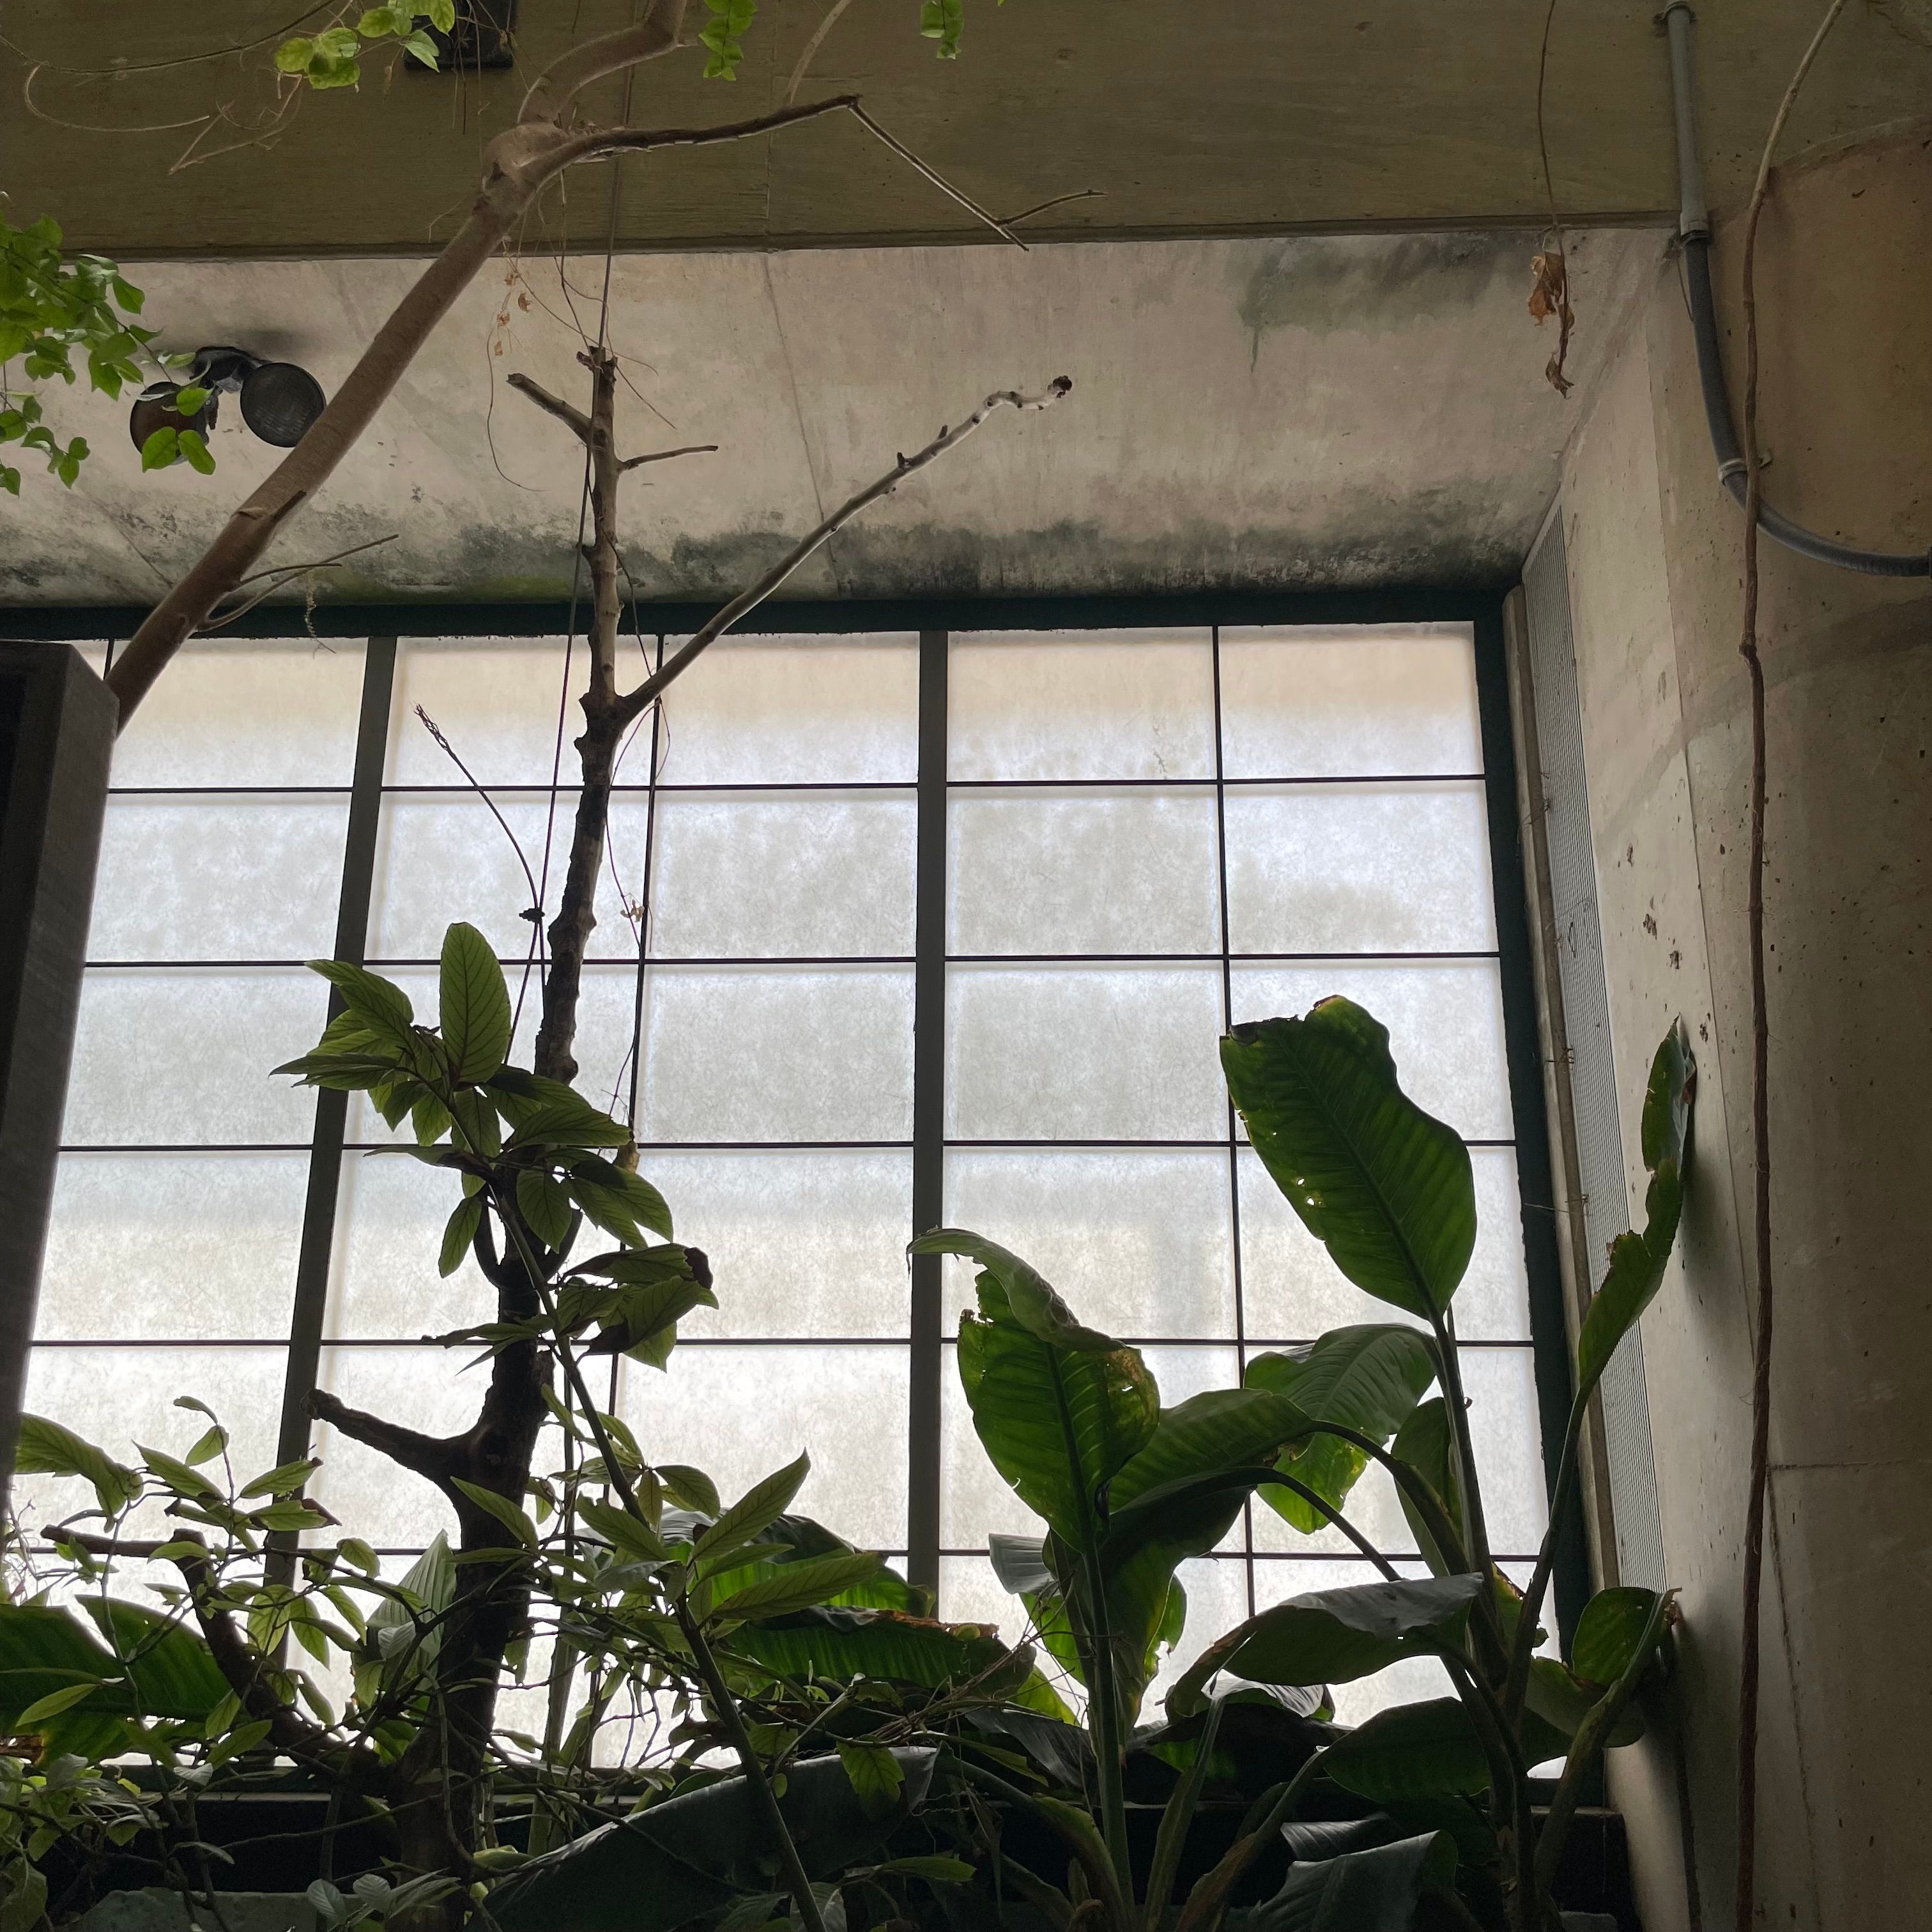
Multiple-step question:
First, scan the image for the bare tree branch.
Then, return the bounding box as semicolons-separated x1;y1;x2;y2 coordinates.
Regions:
621;442;717;471
610;376;1074;732
505;373;592;443
309;1389;461;1493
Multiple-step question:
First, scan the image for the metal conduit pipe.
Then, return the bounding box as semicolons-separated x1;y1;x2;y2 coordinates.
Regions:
1662;1;1929;578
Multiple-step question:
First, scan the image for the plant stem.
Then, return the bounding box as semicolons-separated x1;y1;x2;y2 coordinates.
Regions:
494;1208;829;1932
1731;12;1846;1930
677;1599;831;1932
1170;1749;1324;1932
1503;1406;1584;1721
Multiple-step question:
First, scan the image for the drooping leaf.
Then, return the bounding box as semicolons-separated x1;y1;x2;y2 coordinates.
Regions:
1228;1829;1458;1932
1247;1326;1439;1533
489;1068;629;1149
11;1414;140;1515
949;1245;1157;1546
1222;1003;1476;1318
1524;1657;1644;1750
439;922;512;1082
307;958;415;1041
1167;1575;1484;1715
912;1228;1117;1351
1573;1025;1695;1403
489;1748;940;1932
1571;1587;1666;1689
452;1479;539;1551
439;1193;483;1277
728;1606;1023;1697
1388;1399;1462;1580
709;1553;887;1625
1324;1699;1491;1802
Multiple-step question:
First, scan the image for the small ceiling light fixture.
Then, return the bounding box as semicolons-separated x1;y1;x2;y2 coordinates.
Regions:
127;344;328;459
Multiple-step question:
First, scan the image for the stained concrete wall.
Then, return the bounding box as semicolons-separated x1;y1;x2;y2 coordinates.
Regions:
1553;122;1932;1929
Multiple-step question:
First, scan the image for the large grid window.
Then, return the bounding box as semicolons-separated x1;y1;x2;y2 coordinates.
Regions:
22;610;1564;1726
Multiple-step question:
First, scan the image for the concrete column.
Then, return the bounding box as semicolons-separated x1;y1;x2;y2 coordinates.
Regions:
1556;123;1932;1929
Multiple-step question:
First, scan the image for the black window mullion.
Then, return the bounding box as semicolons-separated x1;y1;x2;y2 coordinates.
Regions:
275;637;395;1475
1472;605;1588;1651
907;629;947;1597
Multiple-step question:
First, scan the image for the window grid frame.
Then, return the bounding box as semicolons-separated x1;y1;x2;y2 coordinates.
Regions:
39;593;1583;1646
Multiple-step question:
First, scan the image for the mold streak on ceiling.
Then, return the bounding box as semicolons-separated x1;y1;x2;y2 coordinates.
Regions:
1;229;1664;608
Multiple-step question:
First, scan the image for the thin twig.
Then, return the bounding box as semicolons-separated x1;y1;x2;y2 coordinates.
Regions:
1529;0;1575;396
785;0;859;104
1000;187;1105;227
195;535;400;632
610;376;1074;732
1733;11;1847;1931
847;103;1029;250
414;704;547;937
620;441;716;470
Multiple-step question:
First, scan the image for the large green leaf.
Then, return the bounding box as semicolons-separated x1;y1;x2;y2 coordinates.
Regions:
1168;1575;1483;1714
1574;1024;1695;1402
912;1227;1116;1351
1324;1700;1490;1801
489;1747;939;1932
952;1257;1157;1547
1228;1829;1458;1932
1222;1004;1475;1318
1524;1657;1644;1750
439;922;512;1083
11;1414;140;1515
1388;1399;1463;1575
726;1605;1022;1694
80;1598;227;1718
1099;1466;1287;1724
1247;1326;1439;1533
1571;1587;1666;1689
1109;1388;1316;1510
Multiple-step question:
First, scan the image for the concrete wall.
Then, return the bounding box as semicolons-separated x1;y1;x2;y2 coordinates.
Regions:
1554;123;1932;1929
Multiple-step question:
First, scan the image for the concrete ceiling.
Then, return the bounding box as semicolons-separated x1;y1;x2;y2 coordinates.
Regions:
4;2;1931;256
1;225;1665;609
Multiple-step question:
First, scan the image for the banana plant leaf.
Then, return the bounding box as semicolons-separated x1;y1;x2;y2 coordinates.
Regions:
1245;1326;1439;1533
1227;1828;1458;1932
489;1747;940;1932
1221;1003;1475;1319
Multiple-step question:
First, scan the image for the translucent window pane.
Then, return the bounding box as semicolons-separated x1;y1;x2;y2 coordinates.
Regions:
1239;1146;1531;1342
38;1153;309;1340
618;1344;909;1549
946;965;1225;1142
387;638;580;786
650;794;916;959
1217;626;1481;779
90;796;349;962
947;790;1220;956
310;1346;514;1547
1229;961;1511;1141
638;1151;913;1338
1460;1346;1549;1557
328;1148;503;1340
656;636;918;785
367;792;608;964
16;1346;286;1538
634;965;914;1144
947;630;1215;781
941;1148;1234;1338
1222;783;1497;955
65;969;328;1146
110;640;367;789
941;1342;1238;1547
